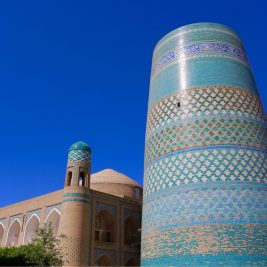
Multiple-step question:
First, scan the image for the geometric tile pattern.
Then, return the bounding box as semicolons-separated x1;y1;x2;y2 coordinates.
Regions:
145;148;267;196
142;22;267;266
142;224;267;265
145;116;267;165
68;150;90;162
146;85;265;135
151;42;249;78
142;183;267;234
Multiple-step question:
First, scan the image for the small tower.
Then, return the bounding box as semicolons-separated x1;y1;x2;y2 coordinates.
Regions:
65;141;91;187
59;141;92;266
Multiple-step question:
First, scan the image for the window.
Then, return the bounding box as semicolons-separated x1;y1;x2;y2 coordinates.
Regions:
79;172;85;186
95;209;115;243
67;171;72;186
124;216;140;248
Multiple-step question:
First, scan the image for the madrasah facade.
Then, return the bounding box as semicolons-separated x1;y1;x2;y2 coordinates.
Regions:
0;141;142;266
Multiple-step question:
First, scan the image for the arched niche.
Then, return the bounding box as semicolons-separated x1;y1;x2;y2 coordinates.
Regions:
95;209;115;243
45;209;60;236
124;216;140;247
66;171;72;186
6;219;21;246
125;256;139;266
24;215;40;244
95;254;113;266
79;171;85;186
0;223;4;247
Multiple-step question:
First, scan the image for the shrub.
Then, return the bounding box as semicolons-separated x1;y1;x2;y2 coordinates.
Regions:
0;224;64;266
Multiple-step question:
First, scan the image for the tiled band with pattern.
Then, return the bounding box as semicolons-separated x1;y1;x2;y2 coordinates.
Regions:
142;182;267;234
144;148;267;196
145;116;267;165
68;150;90;162
142;23;267;266
146;85;265;135
151;42;249;78
142;224;267;266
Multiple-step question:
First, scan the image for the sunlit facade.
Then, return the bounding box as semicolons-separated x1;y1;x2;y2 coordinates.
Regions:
0;141;142;266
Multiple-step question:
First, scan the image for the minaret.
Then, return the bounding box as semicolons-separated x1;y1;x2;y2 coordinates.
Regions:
59;141;91;266
142;23;267;266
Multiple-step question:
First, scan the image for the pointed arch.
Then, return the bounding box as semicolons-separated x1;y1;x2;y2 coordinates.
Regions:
23;214;40;244
95;254;113;266
0;223;4;247
6;219;21;246
124;216;140;247
95;209;115;242
45;208;60;236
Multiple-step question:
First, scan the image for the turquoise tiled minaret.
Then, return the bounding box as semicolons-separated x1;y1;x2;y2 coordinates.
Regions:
141;23;267;266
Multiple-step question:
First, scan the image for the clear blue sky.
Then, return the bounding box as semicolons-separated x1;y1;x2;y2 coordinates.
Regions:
0;0;266;207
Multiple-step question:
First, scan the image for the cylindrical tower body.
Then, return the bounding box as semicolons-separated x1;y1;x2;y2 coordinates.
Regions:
59;141;91;266
142;23;267;266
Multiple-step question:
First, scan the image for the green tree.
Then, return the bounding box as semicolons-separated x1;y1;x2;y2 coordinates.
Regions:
0;224;65;266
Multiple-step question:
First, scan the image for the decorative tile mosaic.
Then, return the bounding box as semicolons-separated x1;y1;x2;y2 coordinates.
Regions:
145;116;267;165
142;183;267;234
94;248;116;264
68;150;90;162
147;85;265;135
95;202;116;219
142;255;267;266
141;224;267;266
151;42;248;78
149;58;258;107
154;23;241;53
142;22;267;266
144;147;267;195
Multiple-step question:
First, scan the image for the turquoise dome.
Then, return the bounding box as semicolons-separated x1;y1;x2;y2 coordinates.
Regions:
68;141;91;153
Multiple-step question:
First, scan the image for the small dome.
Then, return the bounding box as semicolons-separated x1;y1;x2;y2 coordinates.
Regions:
91;169;139;186
69;141;91;153
90;169;142;199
